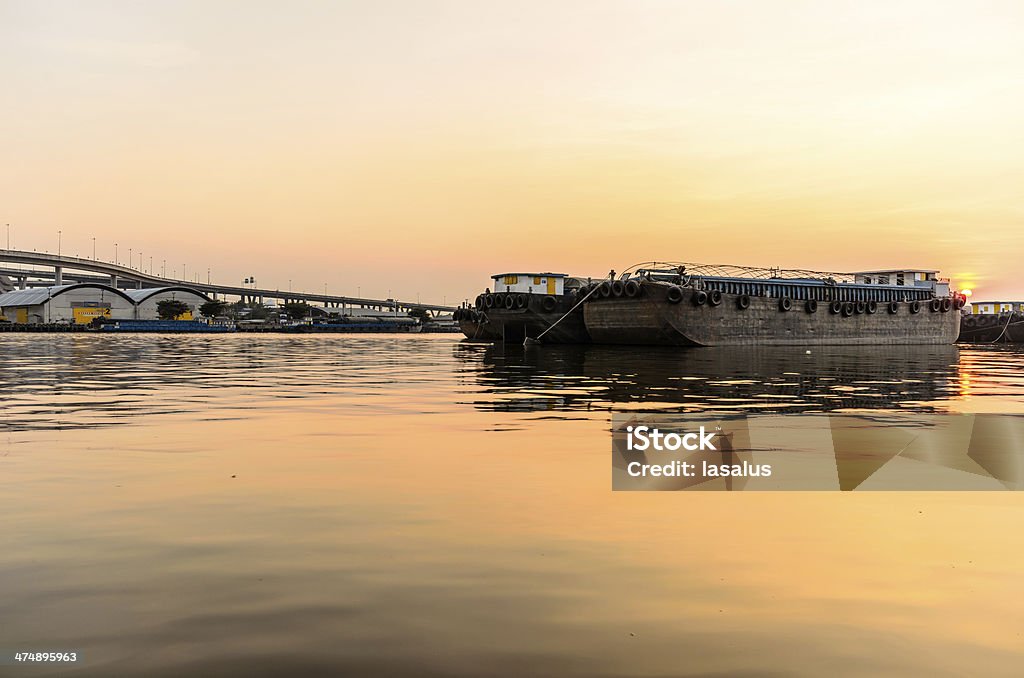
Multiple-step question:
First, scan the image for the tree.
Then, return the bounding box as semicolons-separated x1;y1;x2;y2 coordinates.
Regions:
199;300;228;318
283;301;312;320
156;299;191;320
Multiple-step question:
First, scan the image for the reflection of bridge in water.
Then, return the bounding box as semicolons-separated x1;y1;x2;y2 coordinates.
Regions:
454;343;962;413
0;249;454;314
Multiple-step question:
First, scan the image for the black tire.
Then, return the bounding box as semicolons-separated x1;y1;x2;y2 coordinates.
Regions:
805;299;818;313
964;316;977;328
667;286;684;304
515;294;527;309
737;295;751;310
779;297;792;312
910;301;921;314
930;299;941;312
830;300;843;315
709;290;723;306
866;301;877;314
624;280;641;297
484;294;495;309
542;295;557;312
842;302;854;317
888;301;899;314
941;298;952;312
855;300;866;314
599;282;612;298
505;294;515;309
494;293;505;308
611;280;625;297
693;290;708;306
475;295;484;311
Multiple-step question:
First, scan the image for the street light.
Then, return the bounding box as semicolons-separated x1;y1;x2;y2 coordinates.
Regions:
92;237;96;259
115;243;118;264
57;229;61;257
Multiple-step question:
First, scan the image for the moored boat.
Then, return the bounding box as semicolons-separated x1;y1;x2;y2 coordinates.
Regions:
959;301;1024;343
462;273;591;344
582;263;963;346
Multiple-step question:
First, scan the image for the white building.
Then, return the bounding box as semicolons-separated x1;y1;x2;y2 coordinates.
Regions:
0;284;136;324
126;287;211;320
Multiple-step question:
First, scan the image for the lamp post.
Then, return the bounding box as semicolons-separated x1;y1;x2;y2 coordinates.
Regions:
129;247;132;268
5;223;9;249
92;237;96;259
115;243;118;264
57;229;61;257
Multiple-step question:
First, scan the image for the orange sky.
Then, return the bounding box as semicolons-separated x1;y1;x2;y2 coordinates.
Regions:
3;1;1023;303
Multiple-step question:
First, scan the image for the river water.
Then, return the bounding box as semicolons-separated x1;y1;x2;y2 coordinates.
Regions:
2;334;1024;676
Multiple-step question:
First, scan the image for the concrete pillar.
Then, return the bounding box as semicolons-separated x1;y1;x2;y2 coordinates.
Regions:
110;274;119;288
54;265;63;286
18;276;27;290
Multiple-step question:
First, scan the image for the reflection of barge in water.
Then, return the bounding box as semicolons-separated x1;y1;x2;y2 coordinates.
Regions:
455;272;590;344
583;264;963;346
959;301;1024;343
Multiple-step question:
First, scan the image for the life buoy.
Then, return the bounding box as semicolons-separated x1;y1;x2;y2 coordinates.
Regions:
842;302;854;317
709;290;723;306
667;286;684;304
737;295;751;310
866;301;877;315
515;294;527;309
505;294;515;309
910;301;921;314
930;299;941;312
693;290;708;306
542;295;557;312
855;300;866;315
888;301;899;314
624;280;641;297
830;301;842;315
805;299;818;313
779;297;792;312
599;282;612;298
941;298;952;312
611;280;625;297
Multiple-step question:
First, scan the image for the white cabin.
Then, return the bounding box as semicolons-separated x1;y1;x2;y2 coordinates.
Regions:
490;272;566;296
854;270;949;297
971;301;1024;314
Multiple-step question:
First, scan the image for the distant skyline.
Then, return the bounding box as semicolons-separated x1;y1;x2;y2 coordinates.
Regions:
3;1;1023;301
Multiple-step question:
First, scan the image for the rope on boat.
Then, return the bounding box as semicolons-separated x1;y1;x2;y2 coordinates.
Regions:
991;313;1016;343
530;281;606;344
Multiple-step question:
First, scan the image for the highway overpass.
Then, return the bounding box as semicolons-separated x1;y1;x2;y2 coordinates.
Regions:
0;249;455;314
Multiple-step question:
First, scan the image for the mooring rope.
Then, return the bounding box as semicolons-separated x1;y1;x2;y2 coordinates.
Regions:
531;281;606;343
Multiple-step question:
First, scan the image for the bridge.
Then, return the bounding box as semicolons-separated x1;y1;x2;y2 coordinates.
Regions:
0;249;456;314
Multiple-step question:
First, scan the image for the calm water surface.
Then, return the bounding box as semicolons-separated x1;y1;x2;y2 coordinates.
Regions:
3;334;1024;676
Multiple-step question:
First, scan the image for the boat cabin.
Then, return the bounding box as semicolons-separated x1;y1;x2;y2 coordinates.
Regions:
971;301;1024;314
491;273;566;296
854;270;949;297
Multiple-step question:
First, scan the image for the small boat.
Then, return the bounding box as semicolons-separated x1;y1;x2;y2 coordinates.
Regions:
461;272;591;344
959;301;1024;343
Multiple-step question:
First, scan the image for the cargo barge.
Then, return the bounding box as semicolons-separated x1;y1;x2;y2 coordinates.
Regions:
460;273;591;344
581;263;963;346
959;301;1024;343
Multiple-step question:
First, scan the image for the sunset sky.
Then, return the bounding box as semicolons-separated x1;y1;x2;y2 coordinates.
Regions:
3;0;1023;303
